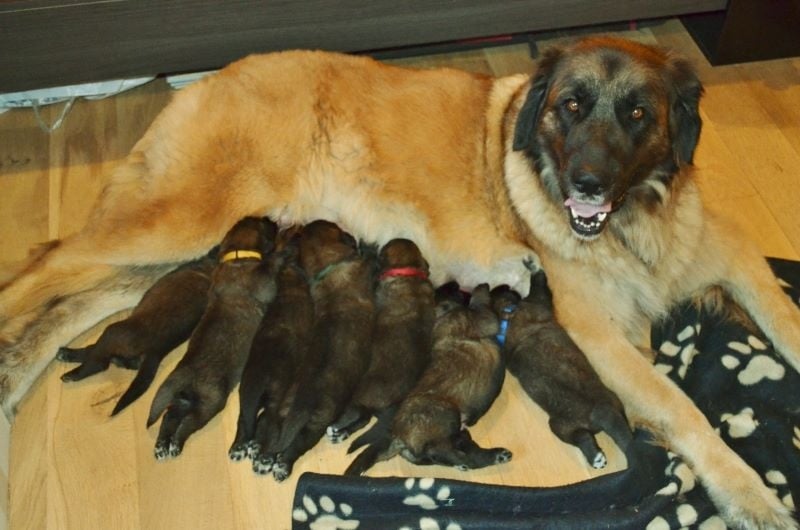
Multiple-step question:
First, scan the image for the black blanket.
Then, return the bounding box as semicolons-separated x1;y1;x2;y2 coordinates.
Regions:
291;258;800;529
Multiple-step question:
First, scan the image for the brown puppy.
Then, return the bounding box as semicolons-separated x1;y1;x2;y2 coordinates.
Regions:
327;238;435;443
147;216;279;459
268;220;375;481
346;283;511;475
56;251;215;395
491;266;632;470
228;230;316;472
2;37;799;528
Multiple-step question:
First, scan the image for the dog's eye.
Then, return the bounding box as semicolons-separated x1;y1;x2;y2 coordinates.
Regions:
631;107;645;120
564;99;580;113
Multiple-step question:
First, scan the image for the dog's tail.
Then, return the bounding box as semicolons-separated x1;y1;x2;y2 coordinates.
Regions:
112;352;163;416
344;406;397;476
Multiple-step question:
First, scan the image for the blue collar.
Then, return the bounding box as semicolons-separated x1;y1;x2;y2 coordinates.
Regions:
495;305;516;346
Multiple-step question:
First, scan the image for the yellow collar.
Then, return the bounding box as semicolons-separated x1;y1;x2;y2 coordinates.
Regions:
220;250;262;263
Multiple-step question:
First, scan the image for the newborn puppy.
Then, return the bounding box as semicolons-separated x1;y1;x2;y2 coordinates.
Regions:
491;267;632;469
346;283;511;475
228;229;315;471
57;252;215;397
326;238;435;443
269;220;375;481
146;216;279;459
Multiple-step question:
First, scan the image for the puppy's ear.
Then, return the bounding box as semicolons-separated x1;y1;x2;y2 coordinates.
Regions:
512;46;561;152
666;55;703;166
340;230;358;250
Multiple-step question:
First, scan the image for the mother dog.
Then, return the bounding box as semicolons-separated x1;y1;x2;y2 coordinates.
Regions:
1;37;798;528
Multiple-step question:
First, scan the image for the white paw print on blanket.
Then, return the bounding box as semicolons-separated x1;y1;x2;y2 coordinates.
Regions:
721;335;785;385
292;494;358;530
400;518;462;530
720;407;759;438
402;478;454;510
655;324;701;378
765;469;795;510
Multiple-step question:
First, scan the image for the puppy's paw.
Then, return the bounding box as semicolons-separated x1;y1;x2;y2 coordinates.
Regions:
252;454;275;475
494;449;513;464
56;346;86;363
272;461;291;482
591;450;607;469
325;425;349;444
229;443;249;462
245;441;261;460
154;439;171;461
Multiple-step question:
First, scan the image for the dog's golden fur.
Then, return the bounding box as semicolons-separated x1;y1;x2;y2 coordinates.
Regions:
0;38;798;528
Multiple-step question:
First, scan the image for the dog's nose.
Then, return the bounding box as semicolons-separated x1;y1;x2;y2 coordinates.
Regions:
572;173;604;196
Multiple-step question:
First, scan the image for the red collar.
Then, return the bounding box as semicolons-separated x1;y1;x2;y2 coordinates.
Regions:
378;267;429;281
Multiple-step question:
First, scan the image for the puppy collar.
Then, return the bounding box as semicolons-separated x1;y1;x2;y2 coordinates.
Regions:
378;267;429;281
312;257;356;285
220;250;262;263
495;305;517;347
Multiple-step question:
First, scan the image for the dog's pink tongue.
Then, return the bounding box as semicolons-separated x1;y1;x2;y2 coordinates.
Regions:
564;198;612;218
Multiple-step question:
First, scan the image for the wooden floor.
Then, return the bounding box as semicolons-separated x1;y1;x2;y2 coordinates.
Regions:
1;18;799;530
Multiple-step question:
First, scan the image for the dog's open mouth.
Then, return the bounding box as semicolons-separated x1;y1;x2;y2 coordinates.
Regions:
564;198;612;238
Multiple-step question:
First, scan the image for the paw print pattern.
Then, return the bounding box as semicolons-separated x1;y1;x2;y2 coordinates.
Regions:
764;469;795;510
645;503;698;530
794;426;800;451
722;335;784;386
719;407;759;439
292;494;358;530
655;324;701;379
402;478;454;510
398;518;463;530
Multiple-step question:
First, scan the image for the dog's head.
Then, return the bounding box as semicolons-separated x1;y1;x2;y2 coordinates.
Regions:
513;36;703;240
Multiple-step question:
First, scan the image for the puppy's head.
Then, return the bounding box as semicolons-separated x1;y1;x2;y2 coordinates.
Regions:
219;216;278;258
378;238;429;273
513;36;703;240
490;285;522;318
434;281;469;318
298;220;358;277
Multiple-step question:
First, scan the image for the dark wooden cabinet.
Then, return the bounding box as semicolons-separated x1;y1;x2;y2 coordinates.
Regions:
1;0;727;92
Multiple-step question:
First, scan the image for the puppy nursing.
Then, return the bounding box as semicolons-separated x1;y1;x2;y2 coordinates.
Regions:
346;283;511;475
491;267;632;469
147;216;279;458
229;229;315;470
326;238;435;443
267;220;376;481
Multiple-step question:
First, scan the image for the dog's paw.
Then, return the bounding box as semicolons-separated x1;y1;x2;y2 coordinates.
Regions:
325;425;350;444
252;454;275;475
229;443;249;462
154;439;182;460
245;441;261;460
494;449;513;464
56;346;85;363
590;450;607;469
272;461;291;482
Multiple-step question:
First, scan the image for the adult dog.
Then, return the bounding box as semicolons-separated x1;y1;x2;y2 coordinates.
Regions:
0;36;798;528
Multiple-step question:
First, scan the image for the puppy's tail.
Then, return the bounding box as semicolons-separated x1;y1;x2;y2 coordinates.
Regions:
344;406;397;476
112;352;163;417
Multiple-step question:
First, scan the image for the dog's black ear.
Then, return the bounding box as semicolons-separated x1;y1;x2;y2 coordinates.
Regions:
667;55;703;166
512;47;561;152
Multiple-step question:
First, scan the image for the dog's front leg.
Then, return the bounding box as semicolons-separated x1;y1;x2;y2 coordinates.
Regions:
554;292;795;529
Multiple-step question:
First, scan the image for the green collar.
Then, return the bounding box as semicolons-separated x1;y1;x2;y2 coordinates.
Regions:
311;257;356;285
